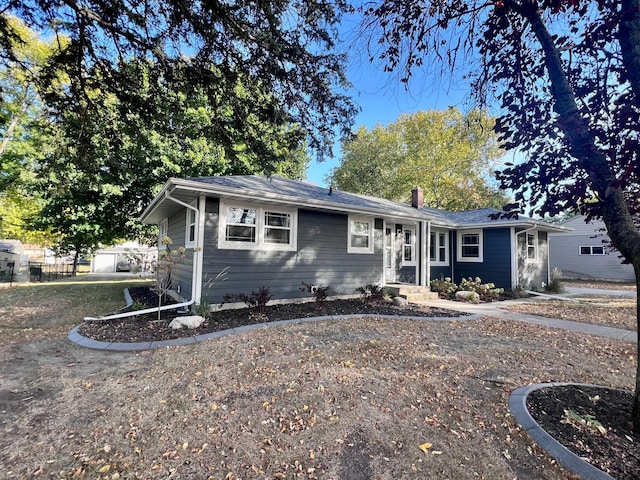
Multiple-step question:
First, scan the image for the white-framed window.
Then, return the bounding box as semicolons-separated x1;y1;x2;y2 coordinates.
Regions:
429;229;449;266
348;216;375;254
580;245;605;255
402;227;416;266
526;232;538;261
159;218;168;246
185;204;197;248
218;201;297;251
457;230;483;262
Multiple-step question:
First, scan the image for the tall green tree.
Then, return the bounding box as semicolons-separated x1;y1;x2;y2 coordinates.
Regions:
362;0;640;428
329;109;508;210
33;59;312;262
1;1;356;161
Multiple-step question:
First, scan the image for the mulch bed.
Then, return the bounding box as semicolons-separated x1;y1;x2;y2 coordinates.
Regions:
527;384;639;479
78;287;467;343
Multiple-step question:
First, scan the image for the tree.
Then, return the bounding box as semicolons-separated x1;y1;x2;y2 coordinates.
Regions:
329;108;509;210
361;0;640;429
32;58;312;266
1;1;356;161
0;15;63;191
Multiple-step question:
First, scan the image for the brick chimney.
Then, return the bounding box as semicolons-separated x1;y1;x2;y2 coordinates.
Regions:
411;187;424;208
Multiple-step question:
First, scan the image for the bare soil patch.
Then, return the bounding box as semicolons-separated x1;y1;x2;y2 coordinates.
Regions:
1;281;638;479
506;297;637;331
528;384;638;479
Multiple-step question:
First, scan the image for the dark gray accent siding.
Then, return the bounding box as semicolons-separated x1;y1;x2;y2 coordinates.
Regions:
453;228;512;289
201;199;384;303
163;208;194;300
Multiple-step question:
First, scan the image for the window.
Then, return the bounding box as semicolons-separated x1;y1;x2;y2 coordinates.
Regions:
264;211;292;245
457;230;483;262
580;245;605;255
159;218;168;246
526;232;537;261
225;206;257;244
219;201;297;251
429;230;449;266
185;205;197;248
402;227;416;266
348;216;374;254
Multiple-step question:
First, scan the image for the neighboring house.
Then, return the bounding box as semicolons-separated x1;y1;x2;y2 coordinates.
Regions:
140;175;566;305
90;242;156;273
549;215;634;282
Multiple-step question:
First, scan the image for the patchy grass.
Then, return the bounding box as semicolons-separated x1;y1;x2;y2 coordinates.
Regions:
564;280;636;291
0;278;636;479
0;277;152;345
507;296;637;331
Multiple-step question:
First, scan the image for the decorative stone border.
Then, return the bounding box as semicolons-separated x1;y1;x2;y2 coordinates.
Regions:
68;313;480;352
509;382;620;480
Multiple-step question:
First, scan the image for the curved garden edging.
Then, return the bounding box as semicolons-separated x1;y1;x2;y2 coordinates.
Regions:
68;313;480;352
509;383;620;480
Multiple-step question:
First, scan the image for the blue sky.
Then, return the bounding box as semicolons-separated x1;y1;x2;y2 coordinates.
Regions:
305;16;473;187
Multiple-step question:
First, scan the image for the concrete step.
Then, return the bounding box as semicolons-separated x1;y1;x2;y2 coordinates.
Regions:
386;285;438;302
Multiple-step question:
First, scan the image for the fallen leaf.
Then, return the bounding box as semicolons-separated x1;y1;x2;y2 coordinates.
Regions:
419;442;432;453
98;465;111;473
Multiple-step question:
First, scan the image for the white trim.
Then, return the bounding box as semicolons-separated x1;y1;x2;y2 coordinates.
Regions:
525;231;538;262
457;229;483;263
159;218;168;246
510;227;518;290
185;201;197;248
422;221;429;287
348;216;375;254
579;245;605;255
401;225;417;267
429;228;450;266
218;200;298;251
194;195;206;303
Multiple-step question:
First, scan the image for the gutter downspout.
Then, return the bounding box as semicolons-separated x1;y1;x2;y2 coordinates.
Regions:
83;190;201;321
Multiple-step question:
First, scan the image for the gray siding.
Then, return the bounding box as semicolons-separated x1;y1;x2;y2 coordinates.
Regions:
550;234;634;282
549;217;634;282
453;228;513;290
161;209;194;300
201;199;384;303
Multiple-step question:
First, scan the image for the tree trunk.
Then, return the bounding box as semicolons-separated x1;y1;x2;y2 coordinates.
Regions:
521;0;640;430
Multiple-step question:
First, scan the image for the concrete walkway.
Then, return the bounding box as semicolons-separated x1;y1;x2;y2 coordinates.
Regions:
418;287;637;343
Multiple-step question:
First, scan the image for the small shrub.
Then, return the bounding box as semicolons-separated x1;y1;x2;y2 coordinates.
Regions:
430;276;458;297
223;286;272;314
545;267;565;293
301;282;334;309
131;301;147;311
431;275;504;302
193;298;211;319
356;284;387;305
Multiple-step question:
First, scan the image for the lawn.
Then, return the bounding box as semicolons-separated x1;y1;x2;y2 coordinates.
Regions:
0;277;636;479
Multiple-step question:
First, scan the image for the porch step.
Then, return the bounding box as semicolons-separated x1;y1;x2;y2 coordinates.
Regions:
386;285;438;303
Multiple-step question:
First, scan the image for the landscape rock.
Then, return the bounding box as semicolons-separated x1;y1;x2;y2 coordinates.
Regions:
455;290;480;303
392;296;408;308
169;315;205;329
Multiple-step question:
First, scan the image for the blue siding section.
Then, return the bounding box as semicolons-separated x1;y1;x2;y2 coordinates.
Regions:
201;199;384;303
430;265;453;282
453;228;512;289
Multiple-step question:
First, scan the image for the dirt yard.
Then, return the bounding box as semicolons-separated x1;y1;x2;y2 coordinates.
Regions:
0;278;637;479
